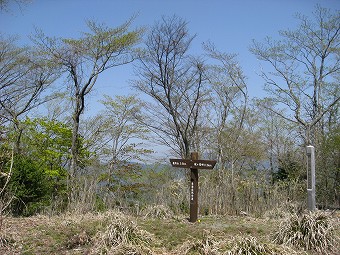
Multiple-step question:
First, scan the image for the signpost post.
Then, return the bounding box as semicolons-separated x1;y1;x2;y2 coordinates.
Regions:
306;145;316;211
170;152;216;223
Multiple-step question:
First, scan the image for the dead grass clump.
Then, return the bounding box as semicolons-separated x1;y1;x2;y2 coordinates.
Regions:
0;233;15;251
0;233;16;254
142;204;174;219
225;235;306;255
272;210;338;254
175;231;221;255
61;209;125;226
66;230;91;249
225;235;274;255
90;216;155;254
264;202;303;219
105;243;152;255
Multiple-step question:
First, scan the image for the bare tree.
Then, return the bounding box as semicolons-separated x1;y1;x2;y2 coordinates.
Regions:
251;6;340;210
0;35;58;152
133;15;207;159
82;95;152;205
203;43;248;169
0;35;30;125
250;6;340;145
0;145;14;235
33;19;143;177
0;0;31;12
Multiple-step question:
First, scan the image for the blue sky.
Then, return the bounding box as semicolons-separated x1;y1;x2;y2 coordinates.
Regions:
1;0;340;113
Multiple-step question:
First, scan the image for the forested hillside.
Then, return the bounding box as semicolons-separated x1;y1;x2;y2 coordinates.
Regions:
0;1;339;227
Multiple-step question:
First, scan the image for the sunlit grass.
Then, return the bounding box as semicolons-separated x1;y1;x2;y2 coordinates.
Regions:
272;210;339;254
90;214;156;254
2;210;337;254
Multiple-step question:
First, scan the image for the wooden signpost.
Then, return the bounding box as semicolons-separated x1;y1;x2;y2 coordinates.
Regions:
170;152;216;223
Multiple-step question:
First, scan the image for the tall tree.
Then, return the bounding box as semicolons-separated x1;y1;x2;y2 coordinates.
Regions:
92;95;152;203
250;5;340;145
203;43;248;169
0;0;31;12
0;35;29;127
33;19;143;177
134;15;206;158
250;6;340;209
0;35;58;153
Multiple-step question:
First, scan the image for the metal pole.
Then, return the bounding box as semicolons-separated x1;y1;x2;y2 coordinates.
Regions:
190;152;198;223
306;145;316;211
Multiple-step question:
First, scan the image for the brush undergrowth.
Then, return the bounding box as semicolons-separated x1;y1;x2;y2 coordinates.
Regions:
1;209;338;254
225;235;307;255
175;231;222;255
272;210;338;254
141;204;174;219
90;214;156;255
172;233;307;255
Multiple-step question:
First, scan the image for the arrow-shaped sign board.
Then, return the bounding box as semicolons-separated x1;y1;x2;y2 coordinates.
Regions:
170;159;216;169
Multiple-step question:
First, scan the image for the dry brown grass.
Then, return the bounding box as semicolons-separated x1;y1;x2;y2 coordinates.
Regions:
225;235;308;255
141;204;175;220
0;209;337;254
90;213;156;255
272;210;339;254
174;231;222;255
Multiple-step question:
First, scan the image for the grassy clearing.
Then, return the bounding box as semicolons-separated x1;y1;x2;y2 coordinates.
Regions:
0;210;338;254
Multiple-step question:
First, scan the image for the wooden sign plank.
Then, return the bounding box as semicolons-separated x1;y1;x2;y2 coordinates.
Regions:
170;159;216;169
191;160;216;169
170;159;192;168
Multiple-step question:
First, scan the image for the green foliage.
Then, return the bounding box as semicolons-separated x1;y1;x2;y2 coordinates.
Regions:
0;142;11;173
2;117;90;215
317;127;340;208
272;152;304;183
21;117;72;178
21;117;91;172
8;156;55;216
100;162;148;202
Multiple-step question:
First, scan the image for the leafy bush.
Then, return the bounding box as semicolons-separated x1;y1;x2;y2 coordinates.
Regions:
272;211;338;254
8;156;54;216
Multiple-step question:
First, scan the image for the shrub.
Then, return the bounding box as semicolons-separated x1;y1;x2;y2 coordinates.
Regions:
272;211;338;254
8;156;52;216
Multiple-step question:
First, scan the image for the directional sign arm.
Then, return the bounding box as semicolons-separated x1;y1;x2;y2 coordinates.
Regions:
170;159;192;168
191;160;216;169
170;159;216;169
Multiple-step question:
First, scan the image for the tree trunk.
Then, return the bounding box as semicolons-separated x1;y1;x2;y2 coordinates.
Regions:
70;97;81;178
